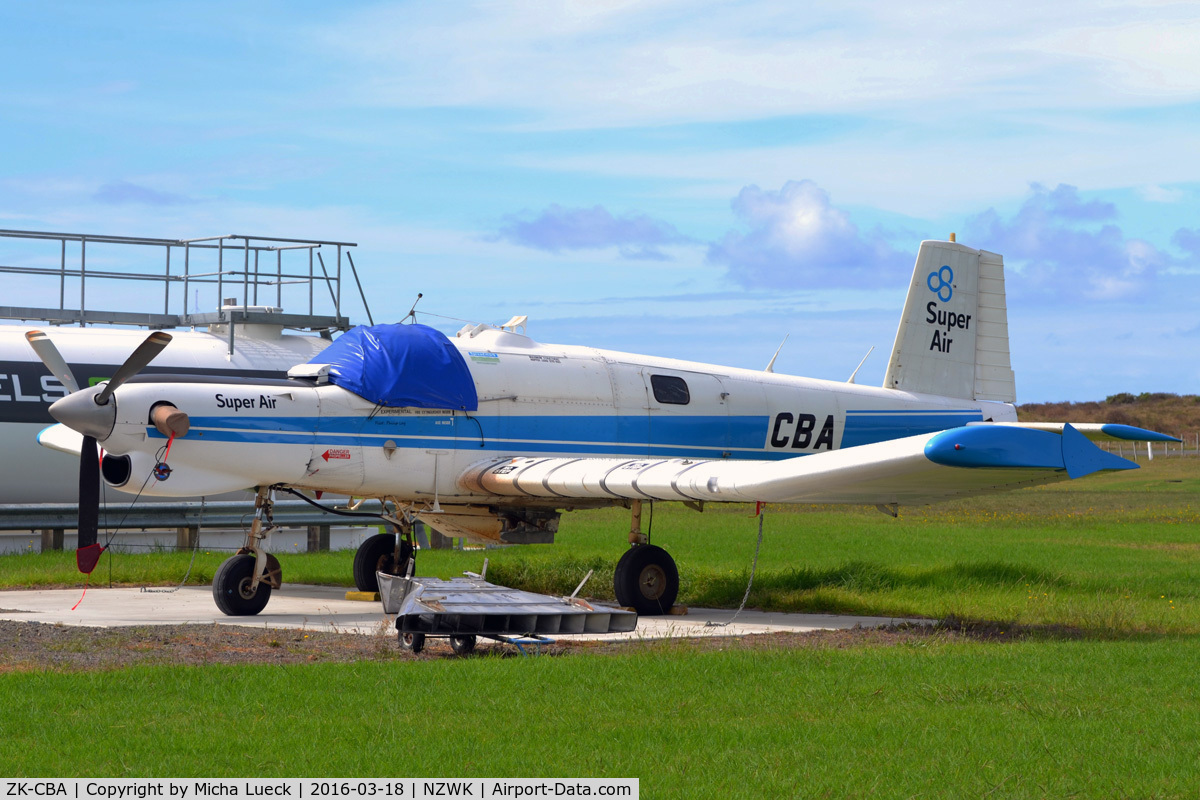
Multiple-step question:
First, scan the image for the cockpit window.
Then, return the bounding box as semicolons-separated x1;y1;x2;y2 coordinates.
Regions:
650;374;690;405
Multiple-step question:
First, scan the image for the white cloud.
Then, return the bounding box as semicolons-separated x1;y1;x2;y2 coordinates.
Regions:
493;204;692;259
1036;18;1200;98
964;184;1175;302
312;1;1200;128
1138;184;1186;203
708;180;907;287
502;104;1200;218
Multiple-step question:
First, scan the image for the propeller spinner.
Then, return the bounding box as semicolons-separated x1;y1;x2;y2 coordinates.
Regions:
25;330;177;574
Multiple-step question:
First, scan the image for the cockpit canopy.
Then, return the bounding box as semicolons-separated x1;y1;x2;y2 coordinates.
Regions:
308;323;478;410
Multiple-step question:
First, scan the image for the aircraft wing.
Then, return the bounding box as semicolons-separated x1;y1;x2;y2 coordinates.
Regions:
458;424;1137;506
967;421;1180;443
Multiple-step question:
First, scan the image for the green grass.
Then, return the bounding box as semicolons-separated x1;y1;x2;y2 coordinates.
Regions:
5;458;1197;633
3;637;1200;797
3;459;1200;795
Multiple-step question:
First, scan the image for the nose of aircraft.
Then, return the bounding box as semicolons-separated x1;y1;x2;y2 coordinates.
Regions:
49;385;118;441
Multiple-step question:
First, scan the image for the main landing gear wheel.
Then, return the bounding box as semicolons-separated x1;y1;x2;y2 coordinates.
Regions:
450;635;477;656
212;554;273;616
399;631;425;654
614;544;679;616
353;533;413;592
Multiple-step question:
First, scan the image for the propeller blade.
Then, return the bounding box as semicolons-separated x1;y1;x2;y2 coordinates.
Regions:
78;434;100;553
25;330;80;394
95;331;172;405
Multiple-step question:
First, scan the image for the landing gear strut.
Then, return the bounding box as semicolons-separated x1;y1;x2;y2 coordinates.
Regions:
213;486;282;616
613;500;679;615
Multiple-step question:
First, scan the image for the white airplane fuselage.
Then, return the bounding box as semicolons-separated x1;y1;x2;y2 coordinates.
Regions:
98;326;1018;503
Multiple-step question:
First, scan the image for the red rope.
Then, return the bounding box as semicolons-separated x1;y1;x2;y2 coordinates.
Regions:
71;574;90;611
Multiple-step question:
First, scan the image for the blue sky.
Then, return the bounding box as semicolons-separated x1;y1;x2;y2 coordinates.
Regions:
1;1;1197;401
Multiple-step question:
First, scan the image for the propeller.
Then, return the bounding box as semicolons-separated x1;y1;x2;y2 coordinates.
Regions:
25;331;81;394
96;331;172;405
76;432;102;573
26;330;174;574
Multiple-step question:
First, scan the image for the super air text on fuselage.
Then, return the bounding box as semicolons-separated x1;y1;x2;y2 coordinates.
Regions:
214;393;278;412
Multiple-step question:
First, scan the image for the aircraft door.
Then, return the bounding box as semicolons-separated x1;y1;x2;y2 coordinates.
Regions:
604;361;651;455
641;369;730;460
716;377;769;458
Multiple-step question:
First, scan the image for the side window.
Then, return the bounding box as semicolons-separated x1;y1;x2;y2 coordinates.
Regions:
650;374;690;405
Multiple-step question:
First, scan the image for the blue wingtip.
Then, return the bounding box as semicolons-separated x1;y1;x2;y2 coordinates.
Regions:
926;426;1065;470
1100;424;1182;443
925;424;1138;477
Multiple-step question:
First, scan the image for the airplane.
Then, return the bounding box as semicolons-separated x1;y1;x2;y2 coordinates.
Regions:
27;238;1178;618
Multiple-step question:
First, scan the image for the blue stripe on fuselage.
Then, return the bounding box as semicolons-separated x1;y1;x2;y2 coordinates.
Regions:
841;409;984;448
176;414;768;447
160;413;779;460
156;408;985;458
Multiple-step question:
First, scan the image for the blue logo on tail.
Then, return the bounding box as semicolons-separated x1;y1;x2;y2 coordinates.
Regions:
927;265;953;301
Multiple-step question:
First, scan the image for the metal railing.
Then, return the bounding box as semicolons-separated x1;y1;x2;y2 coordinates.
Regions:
0;229;375;343
0;500;375;533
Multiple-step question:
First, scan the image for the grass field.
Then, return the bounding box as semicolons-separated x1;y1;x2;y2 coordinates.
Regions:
2;458;1199;796
4;458;1198;633
2;637;1200;797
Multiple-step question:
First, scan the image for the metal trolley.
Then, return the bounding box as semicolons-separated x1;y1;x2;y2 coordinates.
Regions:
378;566;637;656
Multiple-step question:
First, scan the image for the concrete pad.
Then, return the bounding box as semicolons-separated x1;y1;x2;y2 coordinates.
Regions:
0;584;391;636
0;584;932;641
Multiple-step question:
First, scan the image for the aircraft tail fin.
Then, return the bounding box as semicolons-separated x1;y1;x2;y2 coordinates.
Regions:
883;239;1016;403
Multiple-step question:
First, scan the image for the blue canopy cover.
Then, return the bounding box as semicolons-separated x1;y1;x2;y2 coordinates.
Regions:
310;323;478;410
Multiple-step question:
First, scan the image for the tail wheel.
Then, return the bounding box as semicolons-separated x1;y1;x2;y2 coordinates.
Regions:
212;554;272;616
614;544;678;616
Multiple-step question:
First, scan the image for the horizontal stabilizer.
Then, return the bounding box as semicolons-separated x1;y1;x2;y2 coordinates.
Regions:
968;421;1181;443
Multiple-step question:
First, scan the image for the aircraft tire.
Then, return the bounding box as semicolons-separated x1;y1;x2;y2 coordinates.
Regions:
614;544;678;616
212;554;273;616
353;533;397;592
400;631;425;654
450;635;477;656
